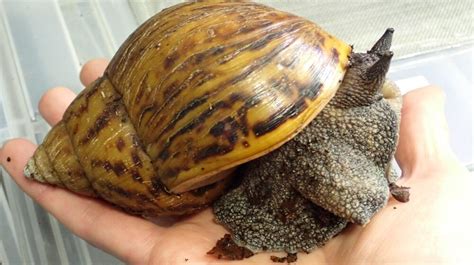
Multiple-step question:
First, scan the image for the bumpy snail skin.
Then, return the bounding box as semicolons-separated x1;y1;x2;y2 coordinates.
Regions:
287;98;398;225
213;151;348;253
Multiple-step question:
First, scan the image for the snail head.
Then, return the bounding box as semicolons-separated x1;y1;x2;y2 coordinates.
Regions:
330;28;395;108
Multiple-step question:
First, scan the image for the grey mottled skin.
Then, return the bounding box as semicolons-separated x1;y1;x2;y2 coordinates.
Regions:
213;29;403;254
214;155;348;253
288;80;398;225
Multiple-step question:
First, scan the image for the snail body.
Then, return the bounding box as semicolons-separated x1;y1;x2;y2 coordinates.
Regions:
25;1;407;259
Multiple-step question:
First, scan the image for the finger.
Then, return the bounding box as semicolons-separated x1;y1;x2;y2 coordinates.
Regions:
38;87;77;126
395;85;453;175
0;139;161;264
0;139;38;171
79;58;109;86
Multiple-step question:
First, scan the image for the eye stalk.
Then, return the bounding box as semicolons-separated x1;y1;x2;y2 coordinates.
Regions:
366;50;394;81
369;28;394;54
330;29;395;108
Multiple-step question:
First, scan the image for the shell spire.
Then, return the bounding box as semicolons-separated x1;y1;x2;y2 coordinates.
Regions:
24;77;231;216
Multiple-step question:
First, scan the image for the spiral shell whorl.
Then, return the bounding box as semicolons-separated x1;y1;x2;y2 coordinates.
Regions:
25;122;95;197
26;77;230;216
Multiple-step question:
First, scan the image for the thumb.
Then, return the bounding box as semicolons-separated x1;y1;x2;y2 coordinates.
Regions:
395;86;456;176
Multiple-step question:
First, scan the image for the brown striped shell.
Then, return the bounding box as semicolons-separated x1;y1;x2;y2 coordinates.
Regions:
25;1;351;216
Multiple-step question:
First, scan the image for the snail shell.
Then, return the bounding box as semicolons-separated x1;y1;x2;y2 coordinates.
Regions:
25;1;351;216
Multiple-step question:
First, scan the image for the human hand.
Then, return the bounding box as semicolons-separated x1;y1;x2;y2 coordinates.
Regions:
1;59;472;264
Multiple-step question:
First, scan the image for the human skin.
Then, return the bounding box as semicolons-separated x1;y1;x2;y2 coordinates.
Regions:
0;59;473;265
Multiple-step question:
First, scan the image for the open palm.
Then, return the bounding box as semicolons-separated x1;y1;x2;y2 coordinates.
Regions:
1;59;472;265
